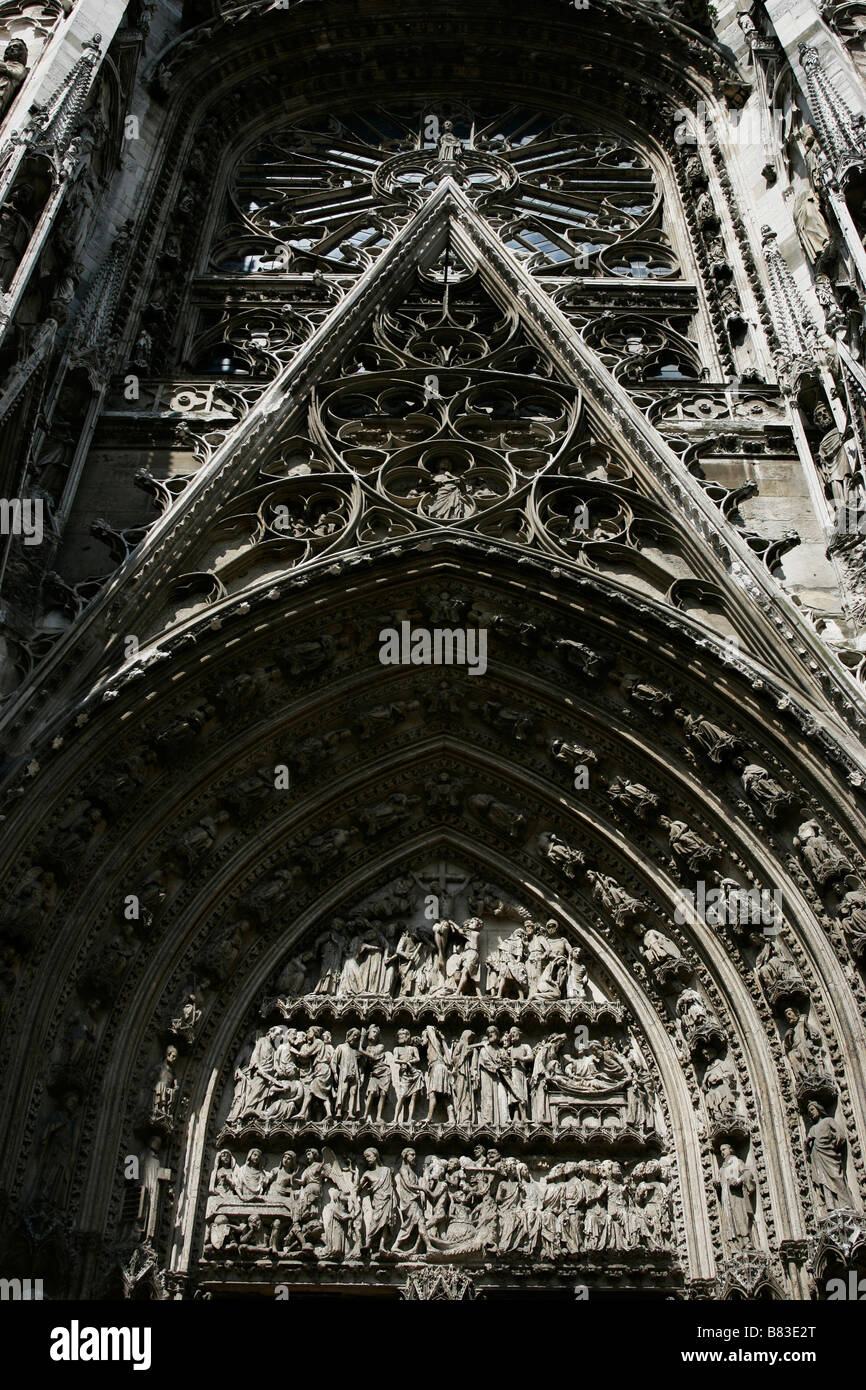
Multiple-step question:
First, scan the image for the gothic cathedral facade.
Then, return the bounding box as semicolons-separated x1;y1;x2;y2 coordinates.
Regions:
0;0;866;1302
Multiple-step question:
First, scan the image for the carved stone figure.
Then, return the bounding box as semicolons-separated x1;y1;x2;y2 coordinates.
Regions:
805;1103;855;1212
753;936;807;1004
641;927;689;982
715;1144;756;1247
838;884;866;958
622;674;672;715
332;1028;362;1117
0;40;28;123
26;1088;78;1213
782;1006;831;1085
436;119;463;162
794;818;854;890
151;1044;180;1124
660;817;719;873
539;831;585;879
607;776;659;819
702;1051;741;1125
677;988;723;1048
358;1146;396;1253
169;992;201;1045
813;403;858;504
739;763;792;820
674;708;739;762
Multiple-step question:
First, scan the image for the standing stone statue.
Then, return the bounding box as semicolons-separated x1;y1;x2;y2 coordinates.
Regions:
358;1146;395;1254
805;1102;855;1213
436;119;463;162
715;1142;756;1246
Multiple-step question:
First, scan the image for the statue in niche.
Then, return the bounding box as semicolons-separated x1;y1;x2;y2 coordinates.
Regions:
435;119;464;162
169;992;201;1045
753;935;806;1000
61;1000;99;1070
622;674;672;715
151;1045;179;1123
0;40;28;123
676;988;722;1045
794;818;854;890
586;870;642;926
794;127;833;264
805;1102;856;1213
782;1006;830;1083
812;402;860;505
137;1134;172;1241
642;927;687;975
34;1090;79;1206
702;1049;741;1124
608;776;659;819
715;1143;757;1247
540;831;585;879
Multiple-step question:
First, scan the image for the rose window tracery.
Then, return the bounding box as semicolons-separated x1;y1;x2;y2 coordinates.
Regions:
212;104;682;283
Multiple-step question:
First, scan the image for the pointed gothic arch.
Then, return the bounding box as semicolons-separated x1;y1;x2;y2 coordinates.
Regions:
1;6;866;1302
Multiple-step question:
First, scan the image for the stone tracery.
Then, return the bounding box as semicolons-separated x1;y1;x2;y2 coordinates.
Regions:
0;0;866;1306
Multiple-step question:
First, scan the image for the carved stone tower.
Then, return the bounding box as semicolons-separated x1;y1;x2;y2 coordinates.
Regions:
1;0;866;1303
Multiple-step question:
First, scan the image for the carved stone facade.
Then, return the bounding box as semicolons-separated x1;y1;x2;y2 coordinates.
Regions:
0;0;866;1303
